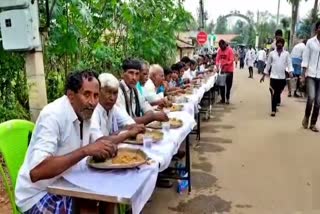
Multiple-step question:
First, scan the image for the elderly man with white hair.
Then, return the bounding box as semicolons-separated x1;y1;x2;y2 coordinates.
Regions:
144;64;166;106
91;73;145;143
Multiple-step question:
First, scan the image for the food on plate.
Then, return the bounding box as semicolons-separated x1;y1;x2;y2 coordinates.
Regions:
112;150;145;165
169;118;183;128
136;130;164;144
170;104;183;112
157;98;173;110
146;118;183;129
145;130;163;141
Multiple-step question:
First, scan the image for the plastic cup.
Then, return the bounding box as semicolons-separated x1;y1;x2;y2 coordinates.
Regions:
143;136;153;148
162;122;170;132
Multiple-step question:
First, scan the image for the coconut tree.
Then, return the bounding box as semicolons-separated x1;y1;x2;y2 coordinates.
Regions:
310;0;319;36
287;0;306;48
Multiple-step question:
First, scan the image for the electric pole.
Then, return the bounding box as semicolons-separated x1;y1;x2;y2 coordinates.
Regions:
276;0;281;27
199;0;205;29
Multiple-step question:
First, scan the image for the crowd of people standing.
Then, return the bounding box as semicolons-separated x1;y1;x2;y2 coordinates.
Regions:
228;21;320;132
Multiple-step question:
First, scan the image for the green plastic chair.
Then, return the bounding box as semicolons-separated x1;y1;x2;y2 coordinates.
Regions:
0;119;34;214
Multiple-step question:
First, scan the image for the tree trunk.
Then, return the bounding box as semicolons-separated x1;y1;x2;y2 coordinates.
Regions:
290;1;299;49
311;0;319;36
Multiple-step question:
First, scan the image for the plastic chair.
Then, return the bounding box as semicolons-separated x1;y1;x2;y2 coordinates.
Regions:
0;119;34;214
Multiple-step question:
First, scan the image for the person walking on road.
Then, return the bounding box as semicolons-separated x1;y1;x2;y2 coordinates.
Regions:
216;39;235;105
301;21;320;132
239;47;246;69
260;38;293;117
245;46;256;78
291;39;307;98
271;29;283;51
257;48;267;74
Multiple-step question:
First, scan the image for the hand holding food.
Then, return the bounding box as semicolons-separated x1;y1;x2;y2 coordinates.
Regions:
153;111;169;122
128;124;146;138
86;138;118;162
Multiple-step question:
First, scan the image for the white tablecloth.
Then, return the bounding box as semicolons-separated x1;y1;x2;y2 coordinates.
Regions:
59;110;196;214
204;73;217;92
119;110;196;172
63;161;158;214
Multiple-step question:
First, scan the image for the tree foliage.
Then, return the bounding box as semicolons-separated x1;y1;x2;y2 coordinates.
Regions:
0;0;193;120
296;10;319;38
0;46;30;122
215;16;228;34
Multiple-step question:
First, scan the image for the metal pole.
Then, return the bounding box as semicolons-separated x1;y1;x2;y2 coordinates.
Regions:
26;0;48;121
276;0;281;27
200;0;204;29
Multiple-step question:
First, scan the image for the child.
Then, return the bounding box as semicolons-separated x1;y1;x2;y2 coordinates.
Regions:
260;38;293;117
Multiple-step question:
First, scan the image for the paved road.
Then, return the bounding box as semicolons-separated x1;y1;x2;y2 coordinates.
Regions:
144;69;320;214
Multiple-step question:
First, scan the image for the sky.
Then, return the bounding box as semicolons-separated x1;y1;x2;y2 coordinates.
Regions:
183;0;315;23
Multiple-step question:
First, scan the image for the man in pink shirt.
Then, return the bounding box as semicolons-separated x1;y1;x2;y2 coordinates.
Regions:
216;39;235;104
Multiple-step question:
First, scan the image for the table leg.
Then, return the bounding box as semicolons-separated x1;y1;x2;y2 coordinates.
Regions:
196;112;200;141
185;135;191;193
208;90;212;119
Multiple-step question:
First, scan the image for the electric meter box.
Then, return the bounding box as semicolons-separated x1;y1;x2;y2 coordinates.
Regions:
0;9;40;51
0;0;29;9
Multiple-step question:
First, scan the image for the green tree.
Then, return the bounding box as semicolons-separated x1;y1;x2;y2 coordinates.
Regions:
205;20;215;34
0;46;29;122
215;16;228;34
0;0;194;119
296;11;319;38
287;0;308;48
310;0;319;35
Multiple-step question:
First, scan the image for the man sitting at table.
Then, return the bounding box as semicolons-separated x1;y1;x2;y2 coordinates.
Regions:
15;70;117;214
116;58;169;125
91;73;145;142
136;60;149;97
144;64;166;104
137;61;167;107
181;56;194;82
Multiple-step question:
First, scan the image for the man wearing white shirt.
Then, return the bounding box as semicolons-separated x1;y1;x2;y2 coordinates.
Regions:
271;29;283;51
91;73;145;143
245;46;256;78
181;56;193;81
257;48;267;74
291;40;307;97
144;64;166;104
116;59;169;125
261;38;293;117
15;70;117;213
301;21;320;132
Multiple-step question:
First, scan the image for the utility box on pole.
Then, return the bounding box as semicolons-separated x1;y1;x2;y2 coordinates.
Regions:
0;0;29;9
0;0;47;121
0;0;41;51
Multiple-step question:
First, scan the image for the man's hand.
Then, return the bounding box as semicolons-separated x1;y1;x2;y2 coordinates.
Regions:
125;124;137;130
85;138;117;161
157;99;166;108
128;124;146;138
153;111;169;122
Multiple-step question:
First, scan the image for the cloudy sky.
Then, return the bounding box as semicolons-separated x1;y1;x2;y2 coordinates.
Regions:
183;0;315;22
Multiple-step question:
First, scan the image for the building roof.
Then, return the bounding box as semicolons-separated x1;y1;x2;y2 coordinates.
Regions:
176;38;194;49
176;32;194;49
